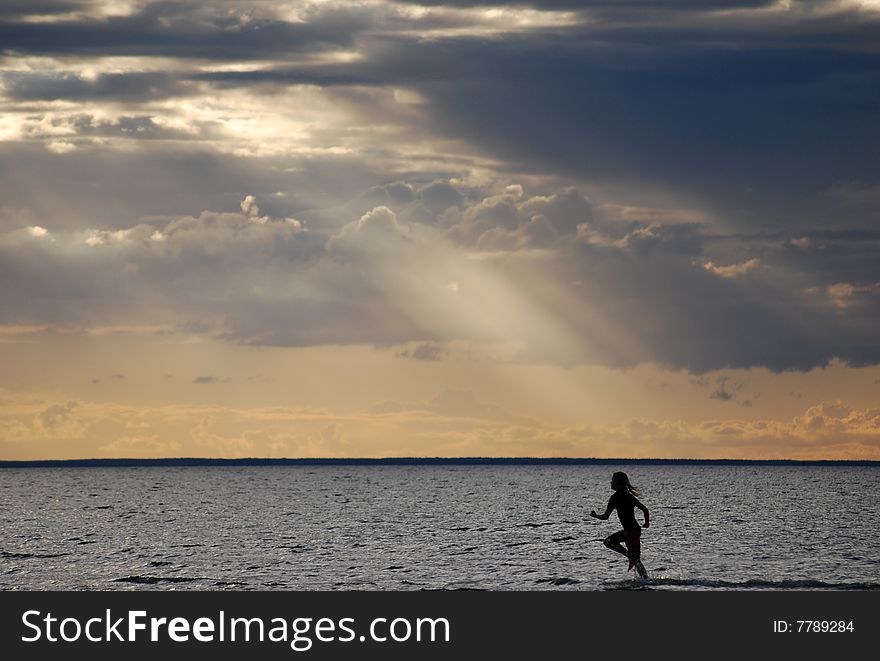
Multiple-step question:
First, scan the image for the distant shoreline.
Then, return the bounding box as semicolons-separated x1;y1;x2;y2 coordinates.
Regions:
0;457;877;468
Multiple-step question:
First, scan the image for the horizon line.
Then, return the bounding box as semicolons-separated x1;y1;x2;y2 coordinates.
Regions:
1;457;878;468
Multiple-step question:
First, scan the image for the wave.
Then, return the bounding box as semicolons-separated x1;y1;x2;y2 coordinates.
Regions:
1;551;71;559
536;577;580;586
113;575;206;584
604;576;880;590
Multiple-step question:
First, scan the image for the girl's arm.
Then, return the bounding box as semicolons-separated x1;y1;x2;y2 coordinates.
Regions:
590;498;615;520
634;497;650;528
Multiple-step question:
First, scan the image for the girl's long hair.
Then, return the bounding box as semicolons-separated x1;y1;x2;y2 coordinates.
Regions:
613;471;640;497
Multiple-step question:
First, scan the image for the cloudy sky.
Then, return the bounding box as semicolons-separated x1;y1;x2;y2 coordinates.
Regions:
1;0;879;459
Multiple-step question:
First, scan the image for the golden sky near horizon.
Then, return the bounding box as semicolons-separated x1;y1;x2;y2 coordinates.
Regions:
1;0;879;460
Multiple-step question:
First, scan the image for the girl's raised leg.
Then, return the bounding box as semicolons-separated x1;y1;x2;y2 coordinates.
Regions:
602;530;629;558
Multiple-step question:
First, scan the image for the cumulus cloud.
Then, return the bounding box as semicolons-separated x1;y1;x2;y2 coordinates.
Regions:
806;282;880;309
325;206;409;253
440;186;590;249
475;214;558;251
702;258;760;279
39;401;78;431
1;181;879;372
240;195;260;219
3;388;877;460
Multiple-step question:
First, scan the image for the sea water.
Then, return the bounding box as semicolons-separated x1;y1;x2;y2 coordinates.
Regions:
1;465;878;590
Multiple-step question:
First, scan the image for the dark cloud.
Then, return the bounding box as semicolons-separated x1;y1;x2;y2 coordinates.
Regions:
0;143;389;232
0;2;367;60
418;181;464;215
189;69;372;89
0;1;91;19
710;376;742;401
4;1;878;236
400;37;880;231
398;342;445;361
390;1;775;9
2;72;198;103
1;1;878;374
127;3;879;232
552;233;880;371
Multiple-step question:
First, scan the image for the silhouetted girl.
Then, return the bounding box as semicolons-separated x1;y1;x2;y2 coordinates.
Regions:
590;471;650;578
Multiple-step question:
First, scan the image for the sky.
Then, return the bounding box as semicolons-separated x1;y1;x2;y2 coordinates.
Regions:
1;0;879;460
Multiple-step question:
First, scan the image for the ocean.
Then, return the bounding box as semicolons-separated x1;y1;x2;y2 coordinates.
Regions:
1;464;878;590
